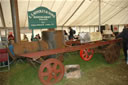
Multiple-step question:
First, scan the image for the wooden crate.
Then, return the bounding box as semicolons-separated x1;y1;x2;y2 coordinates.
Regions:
90;32;102;41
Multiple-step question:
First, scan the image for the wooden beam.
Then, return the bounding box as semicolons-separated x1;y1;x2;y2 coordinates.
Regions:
10;0;21;43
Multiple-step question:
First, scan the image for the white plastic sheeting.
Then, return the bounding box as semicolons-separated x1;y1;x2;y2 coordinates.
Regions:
0;0;128;28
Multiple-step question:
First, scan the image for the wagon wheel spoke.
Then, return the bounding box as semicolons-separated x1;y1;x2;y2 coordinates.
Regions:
53;63;57;70
47;64;52;71
82;50;88;57
47;74;53;82
53;74;57;80
56;69;61;73
40;72;49;77
39;58;64;85
82;53;86;57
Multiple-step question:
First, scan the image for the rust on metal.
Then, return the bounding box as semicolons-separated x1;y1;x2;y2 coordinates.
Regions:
66;40;81;45
19;39;122;59
38;58;64;85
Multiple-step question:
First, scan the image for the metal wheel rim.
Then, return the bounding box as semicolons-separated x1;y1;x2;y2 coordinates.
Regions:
38;58;64;85
80;49;94;61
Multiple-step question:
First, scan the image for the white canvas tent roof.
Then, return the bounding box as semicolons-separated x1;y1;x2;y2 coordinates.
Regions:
0;0;128;28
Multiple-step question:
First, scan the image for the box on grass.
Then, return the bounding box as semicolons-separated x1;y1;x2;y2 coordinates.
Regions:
65;64;81;79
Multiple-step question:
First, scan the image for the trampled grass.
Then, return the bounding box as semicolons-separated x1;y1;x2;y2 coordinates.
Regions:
8;51;124;85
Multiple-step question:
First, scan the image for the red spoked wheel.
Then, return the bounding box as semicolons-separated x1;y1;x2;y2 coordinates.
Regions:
80;49;94;61
38;58;64;85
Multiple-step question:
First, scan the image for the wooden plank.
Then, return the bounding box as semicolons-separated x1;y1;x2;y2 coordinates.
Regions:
18;39;122;59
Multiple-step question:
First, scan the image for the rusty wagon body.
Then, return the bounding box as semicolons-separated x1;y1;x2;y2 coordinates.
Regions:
8;30;122;85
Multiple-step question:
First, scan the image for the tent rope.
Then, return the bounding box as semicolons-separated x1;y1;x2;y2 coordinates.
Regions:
24;0;30;28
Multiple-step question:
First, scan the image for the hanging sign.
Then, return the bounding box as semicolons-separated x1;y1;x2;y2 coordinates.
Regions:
28;6;56;29
113;25;119;32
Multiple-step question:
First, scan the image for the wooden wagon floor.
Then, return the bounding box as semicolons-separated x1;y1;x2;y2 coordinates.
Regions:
0;51;128;85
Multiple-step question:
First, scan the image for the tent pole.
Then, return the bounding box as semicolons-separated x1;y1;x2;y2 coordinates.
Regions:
99;0;101;32
10;0;21;43
32;29;34;40
0;3;6;28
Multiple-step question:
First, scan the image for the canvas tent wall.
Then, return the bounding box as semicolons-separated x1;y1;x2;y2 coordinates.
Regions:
0;0;128;40
0;0;128;28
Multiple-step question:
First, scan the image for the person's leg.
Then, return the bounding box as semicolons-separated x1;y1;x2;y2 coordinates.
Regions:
123;44;127;61
126;43;128;64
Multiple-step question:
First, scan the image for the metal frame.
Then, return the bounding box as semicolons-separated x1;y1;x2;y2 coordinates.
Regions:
0;48;10;72
19;39;122;60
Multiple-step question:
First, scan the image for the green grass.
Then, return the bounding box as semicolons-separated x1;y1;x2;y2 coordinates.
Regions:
7;50;125;85
8;62;42;85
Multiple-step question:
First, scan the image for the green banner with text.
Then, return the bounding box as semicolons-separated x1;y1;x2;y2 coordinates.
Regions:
28;6;56;29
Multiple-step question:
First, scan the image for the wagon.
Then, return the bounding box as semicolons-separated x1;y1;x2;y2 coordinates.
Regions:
8;30;122;85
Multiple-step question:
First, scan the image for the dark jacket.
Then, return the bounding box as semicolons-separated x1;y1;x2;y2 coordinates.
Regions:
69;29;76;40
117;28;128;48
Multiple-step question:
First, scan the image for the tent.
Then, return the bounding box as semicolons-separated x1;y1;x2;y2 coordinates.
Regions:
0;0;128;40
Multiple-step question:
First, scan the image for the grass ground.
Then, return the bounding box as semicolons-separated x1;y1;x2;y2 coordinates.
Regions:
0;50;128;85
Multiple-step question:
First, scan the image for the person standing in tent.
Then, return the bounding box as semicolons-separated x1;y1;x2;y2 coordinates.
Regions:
8;32;14;45
8;32;14;41
117;24;128;63
68;27;76;40
22;34;28;41
64;30;69;41
37;34;41;40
